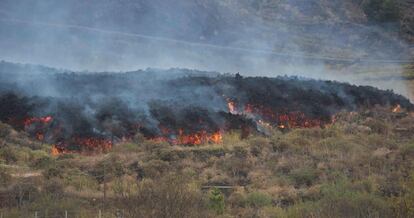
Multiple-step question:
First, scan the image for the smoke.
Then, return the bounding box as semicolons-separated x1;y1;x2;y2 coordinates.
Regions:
1;69;412;150
0;0;412;101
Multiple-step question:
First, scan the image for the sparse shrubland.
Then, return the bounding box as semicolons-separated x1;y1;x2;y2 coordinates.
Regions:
0;108;414;217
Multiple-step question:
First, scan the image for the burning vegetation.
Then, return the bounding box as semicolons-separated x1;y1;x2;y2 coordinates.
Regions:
0;70;412;155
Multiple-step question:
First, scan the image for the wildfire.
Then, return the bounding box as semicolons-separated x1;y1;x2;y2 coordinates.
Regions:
51;145;60;156
24;116;53;127
75;138;113;152
392;104;402;113
152;129;222;145
50;137;113;156
24;116;54;142
41;99;333;155
226;99;327;129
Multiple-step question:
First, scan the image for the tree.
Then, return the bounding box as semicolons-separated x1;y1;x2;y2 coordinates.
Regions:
209;187;225;215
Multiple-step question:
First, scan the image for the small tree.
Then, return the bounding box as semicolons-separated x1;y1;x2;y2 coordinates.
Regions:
246;192;272;218
209;187;225;215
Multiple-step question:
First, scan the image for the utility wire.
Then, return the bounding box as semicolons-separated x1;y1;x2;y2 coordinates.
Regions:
0;18;412;64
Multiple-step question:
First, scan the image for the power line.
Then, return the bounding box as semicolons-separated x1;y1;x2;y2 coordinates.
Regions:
0;18;412;64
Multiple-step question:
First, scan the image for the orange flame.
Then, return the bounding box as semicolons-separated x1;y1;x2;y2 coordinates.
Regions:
226;99;329;130
50;137;113;156
51;145;60;156
24;116;53;126
152;129;222;145
75;138;113;152
392;104;402;113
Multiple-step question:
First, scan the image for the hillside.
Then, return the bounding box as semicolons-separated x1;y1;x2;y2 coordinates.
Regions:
0;105;414;217
0;1;414;217
0;62;413;217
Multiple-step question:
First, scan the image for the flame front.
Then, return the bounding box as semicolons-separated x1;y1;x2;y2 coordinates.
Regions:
24;116;53;126
152;129;222;145
30;99;333;155
226;100;328;129
51;145;60;156
392;104;402;113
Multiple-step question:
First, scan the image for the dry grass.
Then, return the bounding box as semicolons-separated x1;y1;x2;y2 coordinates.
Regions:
0;107;414;217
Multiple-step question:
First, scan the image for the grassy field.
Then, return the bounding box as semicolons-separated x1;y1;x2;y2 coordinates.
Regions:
0;107;413;217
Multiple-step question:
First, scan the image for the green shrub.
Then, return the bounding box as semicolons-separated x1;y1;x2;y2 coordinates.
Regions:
32;156;55;169
192;147;226;161
91;156;125;183
289;167;319;187
64;170;99;191
0;122;11;139
391;173;414;217
43;166;63;179
119;174;210;218
209;187;225;215
126;142;140;150
315;180;392;217
233;146;249;158
246;192;272;208
0;146;18;163
271;140;290;153
0;166;12;185
400;143;414;160
43;179;65;200
9;181;39;208
141;159;170;179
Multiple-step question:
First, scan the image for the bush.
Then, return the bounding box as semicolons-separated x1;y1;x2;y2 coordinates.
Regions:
9;181;39;208
0;166;12;185
0;146;18;163
43;166;63;179
0;122;11;139
363;118;390;135
91;155;125;183
192;146;226;161
400;143;414;160
289;167;319;187
141;159;171;179
391;173;414;217
209;187;225;215
43;179;65;200
64;171;99;191
316;180;392;218
246;192;272;208
120;174;210;218
32;156;55;169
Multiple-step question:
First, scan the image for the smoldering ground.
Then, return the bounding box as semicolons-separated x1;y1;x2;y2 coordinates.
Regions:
0;63;412;151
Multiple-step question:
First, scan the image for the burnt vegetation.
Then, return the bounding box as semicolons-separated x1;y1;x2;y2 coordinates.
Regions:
0;65;412;152
0;63;413;217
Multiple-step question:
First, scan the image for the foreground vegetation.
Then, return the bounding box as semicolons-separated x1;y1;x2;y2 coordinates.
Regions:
0;107;413;218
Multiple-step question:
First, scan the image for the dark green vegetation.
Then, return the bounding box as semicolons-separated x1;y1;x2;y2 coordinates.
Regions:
0;107;413;217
